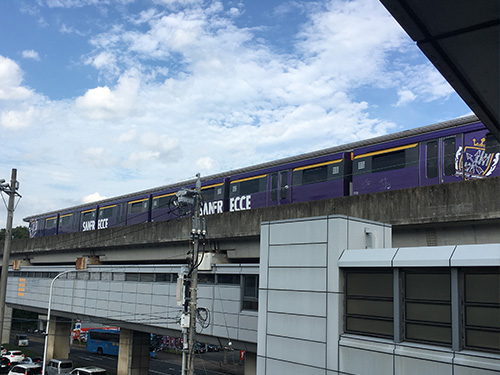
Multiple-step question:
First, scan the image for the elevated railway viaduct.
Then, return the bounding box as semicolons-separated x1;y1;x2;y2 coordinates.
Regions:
8;176;500;264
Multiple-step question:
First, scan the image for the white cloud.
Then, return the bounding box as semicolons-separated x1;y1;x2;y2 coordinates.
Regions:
0;55;34;100
22;50;40;61
196;156;216;171
395;89;417;107
0;107;37;129
82;192;107;203
75;69;140;119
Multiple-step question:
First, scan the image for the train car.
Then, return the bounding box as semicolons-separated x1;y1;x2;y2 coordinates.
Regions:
352;119;499;195
24;116;499;239
27;214;58;238
227;151;350;211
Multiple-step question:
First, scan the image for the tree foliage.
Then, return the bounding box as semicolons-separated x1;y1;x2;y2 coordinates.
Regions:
0;226;29;241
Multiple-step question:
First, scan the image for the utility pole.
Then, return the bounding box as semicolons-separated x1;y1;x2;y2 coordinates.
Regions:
178;174;206;375
0;169;20;345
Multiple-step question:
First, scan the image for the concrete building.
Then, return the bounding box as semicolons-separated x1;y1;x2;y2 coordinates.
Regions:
257;215;500;375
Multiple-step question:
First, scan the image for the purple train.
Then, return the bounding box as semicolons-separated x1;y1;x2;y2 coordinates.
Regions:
25;115;500;238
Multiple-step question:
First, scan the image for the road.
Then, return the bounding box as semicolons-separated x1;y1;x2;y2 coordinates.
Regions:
25;335;243;375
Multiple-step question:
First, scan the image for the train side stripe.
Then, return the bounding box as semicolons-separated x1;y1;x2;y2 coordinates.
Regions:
100;204;117;210
153;193;176;200
293;159;342;172
202;182;224;189
354;143;418;159
128;198;149;204
230;174;267;184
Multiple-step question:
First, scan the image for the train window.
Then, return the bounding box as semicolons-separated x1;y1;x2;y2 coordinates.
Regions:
153;195;174;210
230;175;267;197
345;270;394;338
201;184;224;201
372;150;406;173
129;200;148;214
443;138;456;176
463;269;500;353
358;161;365;170
280;171;288;200
332;166;340;175
45;217;57;229
60;214;72;226
81;210;96;222
302;165;328;184
426;141;438;178
270;173;278;201
99;205;115;219
404;269;451;346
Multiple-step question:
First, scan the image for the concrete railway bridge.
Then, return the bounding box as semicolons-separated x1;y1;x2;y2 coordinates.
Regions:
1;177;499;375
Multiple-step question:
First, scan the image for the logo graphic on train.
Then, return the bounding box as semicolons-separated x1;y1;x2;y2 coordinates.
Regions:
29;219;38;238
455;137;500;179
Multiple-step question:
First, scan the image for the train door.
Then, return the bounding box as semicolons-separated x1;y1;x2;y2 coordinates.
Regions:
268;170;290;206
420;135;463;186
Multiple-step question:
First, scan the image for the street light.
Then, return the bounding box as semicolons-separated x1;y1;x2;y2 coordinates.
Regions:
42;269;87;375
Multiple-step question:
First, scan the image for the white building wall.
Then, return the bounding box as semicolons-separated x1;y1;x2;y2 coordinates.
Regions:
257;215;500;375
257;215;391;374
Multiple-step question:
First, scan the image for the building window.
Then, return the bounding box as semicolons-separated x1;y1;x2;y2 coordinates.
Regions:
242;275;259;311
140;273;154;282
404;269;451;346
198;274;215;284
344;270;394;338
125;273;139;282
217;274;240;285
463;268;500;353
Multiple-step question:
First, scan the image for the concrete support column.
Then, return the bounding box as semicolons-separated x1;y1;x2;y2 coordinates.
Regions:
117;329;150;375
244;351;256;375
1;306;12;345
46;318;72;360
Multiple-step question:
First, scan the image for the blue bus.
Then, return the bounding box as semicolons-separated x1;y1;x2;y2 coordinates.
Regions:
86;329;120;355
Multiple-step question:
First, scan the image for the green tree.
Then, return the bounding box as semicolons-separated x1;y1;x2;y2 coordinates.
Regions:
0;226;29;241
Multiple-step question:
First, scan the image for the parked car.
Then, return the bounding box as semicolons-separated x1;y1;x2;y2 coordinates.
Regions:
15;335;29;347
7;364;41;375
0;358;12;374
193;342;207;354
207;344;221;352
46;359;73;375
69;368;106;375
2;352;24;364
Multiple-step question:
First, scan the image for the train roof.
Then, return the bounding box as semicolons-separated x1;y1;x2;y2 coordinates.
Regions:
23;115;480;221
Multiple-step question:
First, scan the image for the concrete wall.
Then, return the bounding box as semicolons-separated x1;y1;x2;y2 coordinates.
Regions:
257;216;391;374
6;177;499;262
257;216;500;375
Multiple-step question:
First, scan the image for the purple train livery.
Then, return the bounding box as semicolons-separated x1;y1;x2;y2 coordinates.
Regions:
25;115;499;238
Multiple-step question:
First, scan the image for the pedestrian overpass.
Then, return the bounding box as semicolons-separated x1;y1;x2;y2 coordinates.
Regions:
6;262;259;374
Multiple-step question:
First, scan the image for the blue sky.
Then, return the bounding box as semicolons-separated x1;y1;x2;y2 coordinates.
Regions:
0;0;472;227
